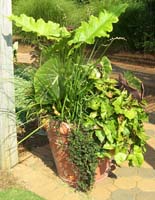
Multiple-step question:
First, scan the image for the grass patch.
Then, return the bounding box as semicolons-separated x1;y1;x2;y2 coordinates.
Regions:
0;171;44;200
0;188;45;200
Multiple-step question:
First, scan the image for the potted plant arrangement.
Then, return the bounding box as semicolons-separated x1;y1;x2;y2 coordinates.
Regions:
11;3;148;192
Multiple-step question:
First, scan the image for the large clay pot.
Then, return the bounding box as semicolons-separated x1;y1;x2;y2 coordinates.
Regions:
47;121;110;186
95;158;110;182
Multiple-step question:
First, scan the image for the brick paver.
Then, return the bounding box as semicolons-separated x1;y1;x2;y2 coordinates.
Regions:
137;179;155;192
114;177;137;189
111;189;137;200
136;191;155;200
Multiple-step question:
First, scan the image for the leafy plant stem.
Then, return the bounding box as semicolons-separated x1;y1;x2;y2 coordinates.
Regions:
18;123;46;145
87;41;98;63
61;95;68;120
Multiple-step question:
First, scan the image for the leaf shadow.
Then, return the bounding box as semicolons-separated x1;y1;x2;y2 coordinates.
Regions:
144;143;155;169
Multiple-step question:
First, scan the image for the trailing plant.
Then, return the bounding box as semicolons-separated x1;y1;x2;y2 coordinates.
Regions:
11;3;148;191
68;129;100;191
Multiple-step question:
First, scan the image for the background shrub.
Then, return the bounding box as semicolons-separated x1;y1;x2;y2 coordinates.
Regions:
111;0;155;52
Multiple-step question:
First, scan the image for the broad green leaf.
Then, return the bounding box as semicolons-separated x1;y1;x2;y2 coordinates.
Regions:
124;108;137;120
96;151;111;159
128;146;144;167
103;143;115;150
136;130;148;141
107;120;117;137
100;56;112;79
133;145;143;154
10;14;70;40
128;153;144;167
114;152;127;165
89;111;98;119
69;4;127;45
95;130;105;143
83;118;95;129
124;71;142;92
118;120;127;135
133;153;144;167
112;95;124;114
34;58;60;104
87;97;101;110
103;124;113;143
94;79;106;91
101;100;113;119
89;68;101;80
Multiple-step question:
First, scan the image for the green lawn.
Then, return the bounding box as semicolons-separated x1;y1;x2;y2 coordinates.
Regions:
0;188;45;200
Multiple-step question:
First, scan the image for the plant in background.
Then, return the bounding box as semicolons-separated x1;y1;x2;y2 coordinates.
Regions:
110;0;155;52
14;66;38;125
11;3;148;191
12;0;127;42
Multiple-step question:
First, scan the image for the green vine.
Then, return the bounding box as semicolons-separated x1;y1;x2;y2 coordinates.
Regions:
68;129;100;192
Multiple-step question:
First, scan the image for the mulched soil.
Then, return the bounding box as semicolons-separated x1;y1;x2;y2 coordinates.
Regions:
0;171;18;190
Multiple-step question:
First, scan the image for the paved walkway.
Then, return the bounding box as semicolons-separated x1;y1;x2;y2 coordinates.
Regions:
12;123;155;200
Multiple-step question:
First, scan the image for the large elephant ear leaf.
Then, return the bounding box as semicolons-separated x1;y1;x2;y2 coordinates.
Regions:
69;4;127;45
9;14;70;40
34;58;60;104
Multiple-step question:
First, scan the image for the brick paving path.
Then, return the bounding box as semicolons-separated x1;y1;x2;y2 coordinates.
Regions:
12;123;155;200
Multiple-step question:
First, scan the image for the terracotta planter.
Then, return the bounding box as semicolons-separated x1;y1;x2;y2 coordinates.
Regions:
95;158;110;182
47;121;110;186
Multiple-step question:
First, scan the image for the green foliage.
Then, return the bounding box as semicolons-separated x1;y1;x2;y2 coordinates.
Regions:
68;130;100;191
14;66;37;125
34;58;61;104
12;0;128;43
12;5;147;191
13;0;81;26
12;0;154;52
69;5;126;45
10;14;70;40
11;4;127;119
123;71;142;92
111;0;155;52
83;69;148;167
